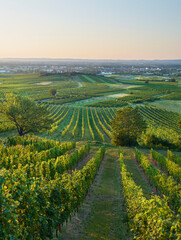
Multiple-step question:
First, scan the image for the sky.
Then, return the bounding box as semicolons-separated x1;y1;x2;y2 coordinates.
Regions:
0;0;181;60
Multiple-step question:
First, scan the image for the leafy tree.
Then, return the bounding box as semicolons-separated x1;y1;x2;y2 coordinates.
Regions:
50;89;57;97
0;93;53;136
111;106;147;146
169;78;176;82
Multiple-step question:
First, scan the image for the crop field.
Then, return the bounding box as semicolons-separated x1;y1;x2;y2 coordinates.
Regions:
1;73;180;135
1;135;181;239
138;105;181;134
34;104;181;144
41;104;114;142
0;73;181;239
151;99;181;114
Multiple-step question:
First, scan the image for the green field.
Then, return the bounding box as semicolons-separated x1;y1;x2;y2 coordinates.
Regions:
0;73;181;239
151;99;181;114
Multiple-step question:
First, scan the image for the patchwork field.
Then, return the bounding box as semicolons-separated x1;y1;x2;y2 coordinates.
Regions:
0;72;181;239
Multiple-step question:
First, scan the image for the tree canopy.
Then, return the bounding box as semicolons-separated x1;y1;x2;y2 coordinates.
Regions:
49;88;57;97
111;106;147;146
0;93;53;136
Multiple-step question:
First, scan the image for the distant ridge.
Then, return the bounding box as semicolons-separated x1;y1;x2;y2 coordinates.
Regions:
0;58;181;65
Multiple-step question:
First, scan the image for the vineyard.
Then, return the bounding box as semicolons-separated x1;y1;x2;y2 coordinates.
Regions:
1;135;181;239
40;104;181;151
0;135;105;239
120;149;181;239
0;73;181;239
138;105;181;134
42;104;115;142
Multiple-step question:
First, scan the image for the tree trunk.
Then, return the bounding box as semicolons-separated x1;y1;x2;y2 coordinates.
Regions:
16;125;24;136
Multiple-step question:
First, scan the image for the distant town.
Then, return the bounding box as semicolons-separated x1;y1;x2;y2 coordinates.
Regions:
0;59;181;76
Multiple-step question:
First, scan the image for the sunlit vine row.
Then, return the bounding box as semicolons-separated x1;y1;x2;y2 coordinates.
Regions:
135;148;181;211
90;108;105;141
62;108;76;137
119;152;181;239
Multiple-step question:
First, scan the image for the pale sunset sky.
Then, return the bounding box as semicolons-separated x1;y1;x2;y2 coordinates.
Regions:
0;0;181;60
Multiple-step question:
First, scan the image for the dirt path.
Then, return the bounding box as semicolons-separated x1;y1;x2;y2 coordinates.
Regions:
58;147;131;240
71;150;95;172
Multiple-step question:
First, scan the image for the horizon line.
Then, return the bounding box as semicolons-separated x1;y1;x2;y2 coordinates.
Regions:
0;57;181;61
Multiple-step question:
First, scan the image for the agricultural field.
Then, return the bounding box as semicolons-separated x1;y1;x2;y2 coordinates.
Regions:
151;99;181;114
0;72;181;239
1;135;181;239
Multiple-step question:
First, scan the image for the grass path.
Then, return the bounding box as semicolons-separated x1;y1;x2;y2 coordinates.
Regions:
59;147;131;240
122;147;154;197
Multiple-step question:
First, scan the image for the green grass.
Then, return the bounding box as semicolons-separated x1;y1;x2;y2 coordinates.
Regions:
122;147;153;197
60;147;131;240
150;99;181;114
80;148;130;240
81;75;96;83
0;129;18;142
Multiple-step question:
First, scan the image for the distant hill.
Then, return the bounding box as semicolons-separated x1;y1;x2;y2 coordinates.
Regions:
0;58;181;65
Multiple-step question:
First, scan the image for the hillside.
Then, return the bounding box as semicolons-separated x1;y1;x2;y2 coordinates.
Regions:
0;73;181;239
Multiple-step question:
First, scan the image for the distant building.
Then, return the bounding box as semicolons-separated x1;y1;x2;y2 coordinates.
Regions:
100;72;114;75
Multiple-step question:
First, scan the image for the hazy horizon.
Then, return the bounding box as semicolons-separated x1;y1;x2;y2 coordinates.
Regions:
1;0;181;60
0;58;181;61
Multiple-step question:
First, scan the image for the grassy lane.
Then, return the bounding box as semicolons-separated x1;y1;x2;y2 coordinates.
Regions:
80;147;130;240
0;129;18;141
122;147;154;198
59;146;131;240
74;107;82;140
83;107;92;140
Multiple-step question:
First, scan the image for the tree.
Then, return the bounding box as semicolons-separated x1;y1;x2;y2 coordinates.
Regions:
111;106;147;146
50;89;57;97
169;78;176;82
0;93;53;136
